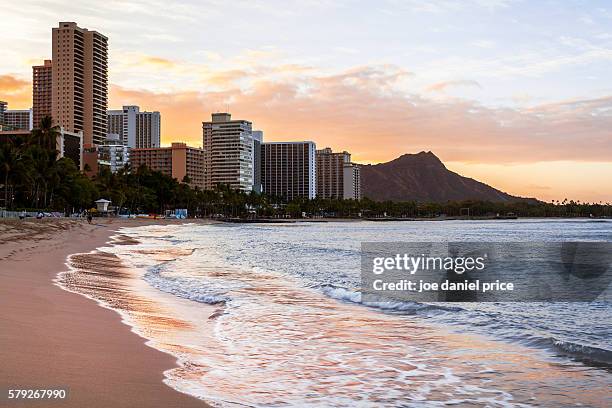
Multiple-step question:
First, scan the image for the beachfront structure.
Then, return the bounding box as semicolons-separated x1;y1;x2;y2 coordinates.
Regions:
316;147;361;200
107;105;161;148
252;130;263;193
3;109;32;131
130;142;205;189
32;60;53;129
202;112;254;191
261;141;317;200
98;133;129;173
52;22;108;146
95;198;111;212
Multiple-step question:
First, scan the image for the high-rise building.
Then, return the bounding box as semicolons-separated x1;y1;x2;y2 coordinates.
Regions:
261;141;316;200
98;133;129;173
130;143;205;189
202;112;253;191
343;162;361;200
0;101;6;125
107;105;161;148
52;22;108;146
32;59;53;128
316;147;350;199
3;109;32;131
252;130;263;193
316;147;361;200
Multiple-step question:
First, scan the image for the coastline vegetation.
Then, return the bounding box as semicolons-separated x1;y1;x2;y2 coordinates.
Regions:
1;119;611;218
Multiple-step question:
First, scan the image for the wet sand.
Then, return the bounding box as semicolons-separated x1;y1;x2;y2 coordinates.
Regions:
0;218;210;408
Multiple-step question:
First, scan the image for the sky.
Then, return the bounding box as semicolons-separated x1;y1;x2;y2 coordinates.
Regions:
1;0;611;202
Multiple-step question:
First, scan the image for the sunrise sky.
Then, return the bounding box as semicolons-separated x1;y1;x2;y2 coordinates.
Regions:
1;0;611;202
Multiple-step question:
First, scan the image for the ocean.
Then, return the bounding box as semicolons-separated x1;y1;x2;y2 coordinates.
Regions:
59;219;612;407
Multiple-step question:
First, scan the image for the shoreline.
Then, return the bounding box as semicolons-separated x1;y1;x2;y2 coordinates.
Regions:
0;219;210;407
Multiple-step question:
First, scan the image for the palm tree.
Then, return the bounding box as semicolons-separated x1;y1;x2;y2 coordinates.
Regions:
0;142;22;209
31;115;60;152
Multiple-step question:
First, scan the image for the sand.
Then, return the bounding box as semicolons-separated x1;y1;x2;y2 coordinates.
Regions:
0;218;210;407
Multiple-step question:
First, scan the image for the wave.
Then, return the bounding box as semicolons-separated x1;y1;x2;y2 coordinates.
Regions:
552;340;612;366
319;284;461;314
519;336;612;366
143;263;229;305
318;285;612;369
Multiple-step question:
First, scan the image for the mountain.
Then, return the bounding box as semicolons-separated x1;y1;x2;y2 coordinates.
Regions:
360;151;534;203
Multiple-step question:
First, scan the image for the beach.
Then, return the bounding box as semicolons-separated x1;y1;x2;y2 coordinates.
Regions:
0;219;209;408
1;218;610;407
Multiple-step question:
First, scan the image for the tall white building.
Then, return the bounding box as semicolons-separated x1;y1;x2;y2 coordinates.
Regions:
261;141;317;200
98;133;129;173
343;163;361;200
107;105;160;148
202;112;254;191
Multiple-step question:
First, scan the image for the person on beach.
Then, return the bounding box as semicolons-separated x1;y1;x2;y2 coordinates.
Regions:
87;213;93;224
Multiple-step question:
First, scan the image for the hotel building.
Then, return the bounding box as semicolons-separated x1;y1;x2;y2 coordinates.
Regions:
202;112;253;191
316;147;361;200
261;141;316;200
343;162;361;200
98;133;129;173
32;59;53;128
3;109;32;131
107;105;161;148
130;143;205;189
316;147;349;199
52;22;108;146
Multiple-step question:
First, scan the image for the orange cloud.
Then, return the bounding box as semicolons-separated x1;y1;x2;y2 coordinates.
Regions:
0;74;31;108
108;66;612;201
109;65;612;167
110;85;205;145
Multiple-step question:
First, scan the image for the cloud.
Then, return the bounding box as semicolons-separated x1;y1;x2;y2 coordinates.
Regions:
106;65;611;166
0;74;30;93
203;69;250;87
426;80;482;92
141;56;177;67
0;74;31;107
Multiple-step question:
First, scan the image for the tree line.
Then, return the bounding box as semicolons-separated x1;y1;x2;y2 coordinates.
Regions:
1;118;611;218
